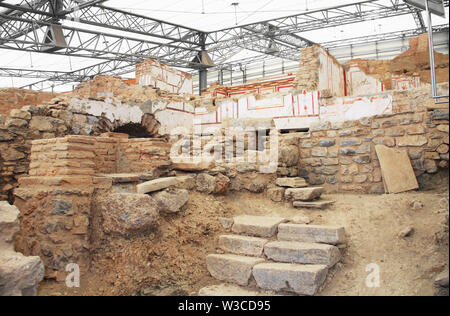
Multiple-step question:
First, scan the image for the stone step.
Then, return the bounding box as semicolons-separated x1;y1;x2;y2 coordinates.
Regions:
276;178;308;188
252;263;328;296
232;215;287;238
293;200;335;210
285;187;325;201
219;235;268;257
206;254;265;286
264;241;341;267
278;224;346;245
136;177;180;194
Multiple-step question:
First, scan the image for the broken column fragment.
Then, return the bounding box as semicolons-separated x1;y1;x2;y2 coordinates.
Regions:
0;201;45;296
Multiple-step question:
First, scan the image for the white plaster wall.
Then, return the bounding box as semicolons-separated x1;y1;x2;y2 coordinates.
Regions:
318;48;346;97
69;98;144;125
347;65;384;96
193;90;394;133
320;93;393;122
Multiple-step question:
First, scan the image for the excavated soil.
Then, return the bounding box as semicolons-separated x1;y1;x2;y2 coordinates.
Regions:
38;183;449;296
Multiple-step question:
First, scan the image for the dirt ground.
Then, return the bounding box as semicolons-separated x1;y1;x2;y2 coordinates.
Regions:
38;183;449;296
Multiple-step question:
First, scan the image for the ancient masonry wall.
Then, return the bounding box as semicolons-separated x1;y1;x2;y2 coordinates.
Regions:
297;89;449;193
0;88;57;115
13;134;171;281
0;95;180;202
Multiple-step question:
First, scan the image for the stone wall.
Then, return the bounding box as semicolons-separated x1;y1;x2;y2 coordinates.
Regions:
344;34;449;91
0;102;110;202
297;105;449;193
14;175;95;281
0;88;57;115
293;45;320;92
0;93;181;202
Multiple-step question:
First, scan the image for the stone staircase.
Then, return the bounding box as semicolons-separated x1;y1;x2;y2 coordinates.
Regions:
275;177;335;209
206;215;345;296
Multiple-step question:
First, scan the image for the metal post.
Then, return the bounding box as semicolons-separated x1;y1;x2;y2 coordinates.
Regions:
199;69;208;94
425;0;449;104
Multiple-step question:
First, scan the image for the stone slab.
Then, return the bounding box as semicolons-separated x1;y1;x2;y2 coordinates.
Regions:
253;263;328;296
219;235;268;257
206;254;265;286
375;145;419;194
136;177;179;194
293;200;335;210
285;187;325;201
232;215;287;238
276;178;308;188
278;224;346;245
0;201;20;248
172;161;215;171
264;241;341;267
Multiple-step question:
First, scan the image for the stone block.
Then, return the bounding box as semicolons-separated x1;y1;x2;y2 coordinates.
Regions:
397;135;428;147
293;200;335;210
196;173;216;194
136;177;179;194
285;187;324;201
264;241;341;267
152;188;189;214
219;235;268;257
267;187;285;202
253;263;328;296
232;215;287;238
276;177;308;188
278;224;346;245
206;254;265;286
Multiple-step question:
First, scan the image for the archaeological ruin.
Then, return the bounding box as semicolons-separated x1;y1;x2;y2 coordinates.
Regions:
0;0;449;299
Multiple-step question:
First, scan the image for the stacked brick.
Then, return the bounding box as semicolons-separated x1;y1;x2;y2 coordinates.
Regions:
29;137;96;177
94;136;121;174
118;138;172;173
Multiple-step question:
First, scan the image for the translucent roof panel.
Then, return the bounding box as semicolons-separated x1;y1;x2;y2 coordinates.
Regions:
0;0;448;91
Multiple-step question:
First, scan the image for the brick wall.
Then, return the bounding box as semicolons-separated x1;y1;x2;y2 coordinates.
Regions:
13;133;172;280
117;138;172;173
29;137;96;177
14;175;95;281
